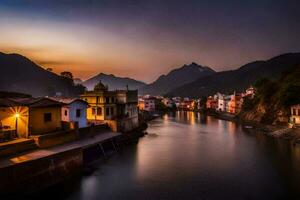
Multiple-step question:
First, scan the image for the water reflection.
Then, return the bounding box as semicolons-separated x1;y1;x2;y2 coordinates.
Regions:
61;111;300;200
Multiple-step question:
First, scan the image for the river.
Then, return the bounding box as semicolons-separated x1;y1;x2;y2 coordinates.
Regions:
39;111;300;199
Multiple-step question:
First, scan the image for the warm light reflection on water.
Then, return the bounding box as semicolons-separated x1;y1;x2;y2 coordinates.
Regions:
43;111;300;200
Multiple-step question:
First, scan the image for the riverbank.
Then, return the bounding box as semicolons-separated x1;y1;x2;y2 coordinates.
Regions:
0;130;121;199
0;112;155;199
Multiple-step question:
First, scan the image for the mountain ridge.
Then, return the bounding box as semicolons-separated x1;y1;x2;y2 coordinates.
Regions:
139;62;216;95
166;53;300;98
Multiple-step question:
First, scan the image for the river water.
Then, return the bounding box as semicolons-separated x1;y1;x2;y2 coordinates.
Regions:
48;112;300;199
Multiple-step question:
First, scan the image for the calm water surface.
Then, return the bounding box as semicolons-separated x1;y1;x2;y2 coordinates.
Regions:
52;112;300;199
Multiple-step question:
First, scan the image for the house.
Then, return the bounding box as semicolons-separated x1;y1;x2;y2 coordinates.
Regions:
139;96;156;112
0;97;63;139
49;97;88;128
245;86;255;98
228;93;243;114
290;104;300;125
80;81;117;123
116;90;139;132
179;100;195;110
217;95;231;112
206;96;218;110
162;98;174;108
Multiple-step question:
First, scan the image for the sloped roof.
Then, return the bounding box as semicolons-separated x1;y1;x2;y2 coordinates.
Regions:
0;98;19;107
0;97;64;108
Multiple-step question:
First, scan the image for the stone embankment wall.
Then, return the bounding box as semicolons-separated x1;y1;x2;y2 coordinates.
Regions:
0;148;83;198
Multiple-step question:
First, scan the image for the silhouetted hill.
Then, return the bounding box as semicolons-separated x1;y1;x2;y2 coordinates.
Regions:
240;65;300;124
83;73;146;90
139;62;215;95
166;53;300;98
0;52;85;97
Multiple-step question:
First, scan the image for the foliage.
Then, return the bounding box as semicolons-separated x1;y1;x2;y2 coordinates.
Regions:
246;65;300;110
155;100;168;111
60;71;73;80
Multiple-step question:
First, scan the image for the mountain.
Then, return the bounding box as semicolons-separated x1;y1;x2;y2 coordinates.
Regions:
83;73;146;91
166;53;300;98
139;62;216;95
0;52;85;97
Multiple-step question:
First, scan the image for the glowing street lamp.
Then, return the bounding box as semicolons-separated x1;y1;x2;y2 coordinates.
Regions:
15;113;20;137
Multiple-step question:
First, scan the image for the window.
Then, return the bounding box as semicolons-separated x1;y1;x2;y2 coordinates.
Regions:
97;107;102;116
106;97;110;103
64;110;68;116
92;108;96;115
106;107;110;115
76;109;81;118
44;113;52;122
110;107;114;115
293;108;297;115
111;97;115;103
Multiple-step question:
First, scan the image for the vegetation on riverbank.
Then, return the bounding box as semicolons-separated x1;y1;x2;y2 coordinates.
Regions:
240;65;300;125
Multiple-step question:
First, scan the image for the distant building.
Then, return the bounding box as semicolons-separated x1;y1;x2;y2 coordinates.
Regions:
228;93;243;114
49;97;88;128
162;98;174;108
290;104;300;125
217;95;231;112
245;86;255;98
206;96;218;110
139;97;156;112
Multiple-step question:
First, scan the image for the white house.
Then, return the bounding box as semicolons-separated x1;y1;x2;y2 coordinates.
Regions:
50;97;88;128
217;95;231;112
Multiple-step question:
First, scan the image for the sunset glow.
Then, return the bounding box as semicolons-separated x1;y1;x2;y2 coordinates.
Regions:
0;0;299;82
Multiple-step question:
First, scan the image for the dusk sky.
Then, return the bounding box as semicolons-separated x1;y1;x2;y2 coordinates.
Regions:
0;0;299;83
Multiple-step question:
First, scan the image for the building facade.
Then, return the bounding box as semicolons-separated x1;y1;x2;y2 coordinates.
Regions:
290;104;300;125
80;81;117;123
116;90;139;132
50;98;88;128
228;93;243;114
81;81;139;132
0;97;63;139
138;97;156;112
206;96;218;110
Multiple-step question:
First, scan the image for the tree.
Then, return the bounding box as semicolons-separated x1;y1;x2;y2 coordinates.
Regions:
60;71;73;80
46;68;53;72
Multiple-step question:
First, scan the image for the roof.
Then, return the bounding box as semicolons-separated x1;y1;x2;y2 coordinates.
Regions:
0;98;19;107
0;97;64;108
48;97;88;105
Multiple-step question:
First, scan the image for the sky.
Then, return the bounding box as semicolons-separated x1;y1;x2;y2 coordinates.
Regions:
0;0;299;83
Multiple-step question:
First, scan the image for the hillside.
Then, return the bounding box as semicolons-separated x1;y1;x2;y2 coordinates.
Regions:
240;65;300;125
83;73;146;91
0;52;85;97
139;62;215;95
167;53;300;98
